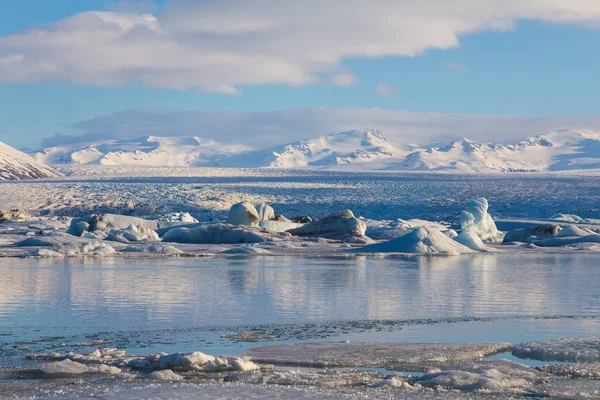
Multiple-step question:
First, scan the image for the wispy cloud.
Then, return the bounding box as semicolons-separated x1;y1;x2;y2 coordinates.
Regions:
376;83;398;97
444;62;469;71
331;74;359;87
1;1;600;93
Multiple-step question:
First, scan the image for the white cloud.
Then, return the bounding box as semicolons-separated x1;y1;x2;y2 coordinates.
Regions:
444;62;469;71
376;83;398;97
38;108;600;149
331;74;359;87
1;1;600;92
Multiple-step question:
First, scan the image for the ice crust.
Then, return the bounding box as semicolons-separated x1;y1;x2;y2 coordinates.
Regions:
513;336;600;362
245;341;511;371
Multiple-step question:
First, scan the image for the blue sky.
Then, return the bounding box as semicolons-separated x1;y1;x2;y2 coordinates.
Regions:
1;1;600;148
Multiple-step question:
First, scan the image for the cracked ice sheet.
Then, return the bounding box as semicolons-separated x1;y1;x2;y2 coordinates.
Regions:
532;379;600;399
244;341;512;371
0;380;527;400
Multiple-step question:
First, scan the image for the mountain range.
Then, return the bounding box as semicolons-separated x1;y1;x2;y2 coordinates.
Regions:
0;141;62;180
22;128;600;173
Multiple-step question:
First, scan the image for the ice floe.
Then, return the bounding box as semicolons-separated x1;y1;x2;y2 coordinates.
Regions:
39;359;121;375
244;341;511;371
16;234;117;257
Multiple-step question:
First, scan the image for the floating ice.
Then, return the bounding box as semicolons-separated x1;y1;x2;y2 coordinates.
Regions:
453;231;493;252
122;243;184;255
226;202;260;227
105;224;160;243
162;224;268;244
256;203;275;221
503;224;560;243
221;246;272;255
414;360;545;392
67;214;160;236
357;227;474;254
131;351;260;373
258;220;303;232
513;336;600;362
39;359;121;375
287;210;370;243
245;341;511;371
16;235;117;257
460;198;502;242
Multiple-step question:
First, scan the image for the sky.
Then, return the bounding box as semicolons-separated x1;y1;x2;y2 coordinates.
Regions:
1;0;600;149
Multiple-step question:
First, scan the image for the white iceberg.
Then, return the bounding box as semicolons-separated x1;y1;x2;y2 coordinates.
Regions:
162;224;268;244
453;231;493;252
287;210;370;243
105;224;160;243
255;203;275;221
226;202;260;227
16;235;117;257
258;220;303;233
67;214;160;236
132;351;259;373
503;224;560;243
460;197;502;242
357;227;474;254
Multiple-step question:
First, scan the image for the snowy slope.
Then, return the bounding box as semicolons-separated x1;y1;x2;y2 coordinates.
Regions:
0;141;62;180
390;130;600;173
34;136;251;167
218;129;410;168
30;129;600;173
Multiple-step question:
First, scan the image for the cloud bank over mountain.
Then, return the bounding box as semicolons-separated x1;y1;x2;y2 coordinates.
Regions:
40;108;600;150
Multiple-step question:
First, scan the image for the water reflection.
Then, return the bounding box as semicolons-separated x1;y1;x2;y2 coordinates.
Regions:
0;254;599;334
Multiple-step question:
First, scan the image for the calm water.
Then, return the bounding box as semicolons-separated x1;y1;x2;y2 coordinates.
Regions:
1;254;599;362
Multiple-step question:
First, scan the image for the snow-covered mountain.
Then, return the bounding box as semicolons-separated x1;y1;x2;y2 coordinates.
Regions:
34;136;251;167
218;129;412;168
393;130;600;172
29;128;600;173
0;141;62;180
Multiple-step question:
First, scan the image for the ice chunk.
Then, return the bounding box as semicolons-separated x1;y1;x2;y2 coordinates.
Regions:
513;336;600;362
244;341;511;371
105;224;160;243
537;363;600;378
502;224;560;243
550;213;586;223
357;227;474;254
221;246;272;255
149;369;184;381
16;235;117;257
256;203;275;221
414;360;544;392
162;224;268;244
453;231;492;252
39;359;121;375
130;351;259;373
556;224;598;237
68;214;159;236
226;202;260;227
122;244;183;255
258;220;303;232
530;234;600;247
287;210;370;243
460;198;501;242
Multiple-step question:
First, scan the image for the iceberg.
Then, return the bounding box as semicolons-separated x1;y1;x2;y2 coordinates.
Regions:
226;202;260;227
357;227;474;254
287;210;370;243
460;197;501;242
